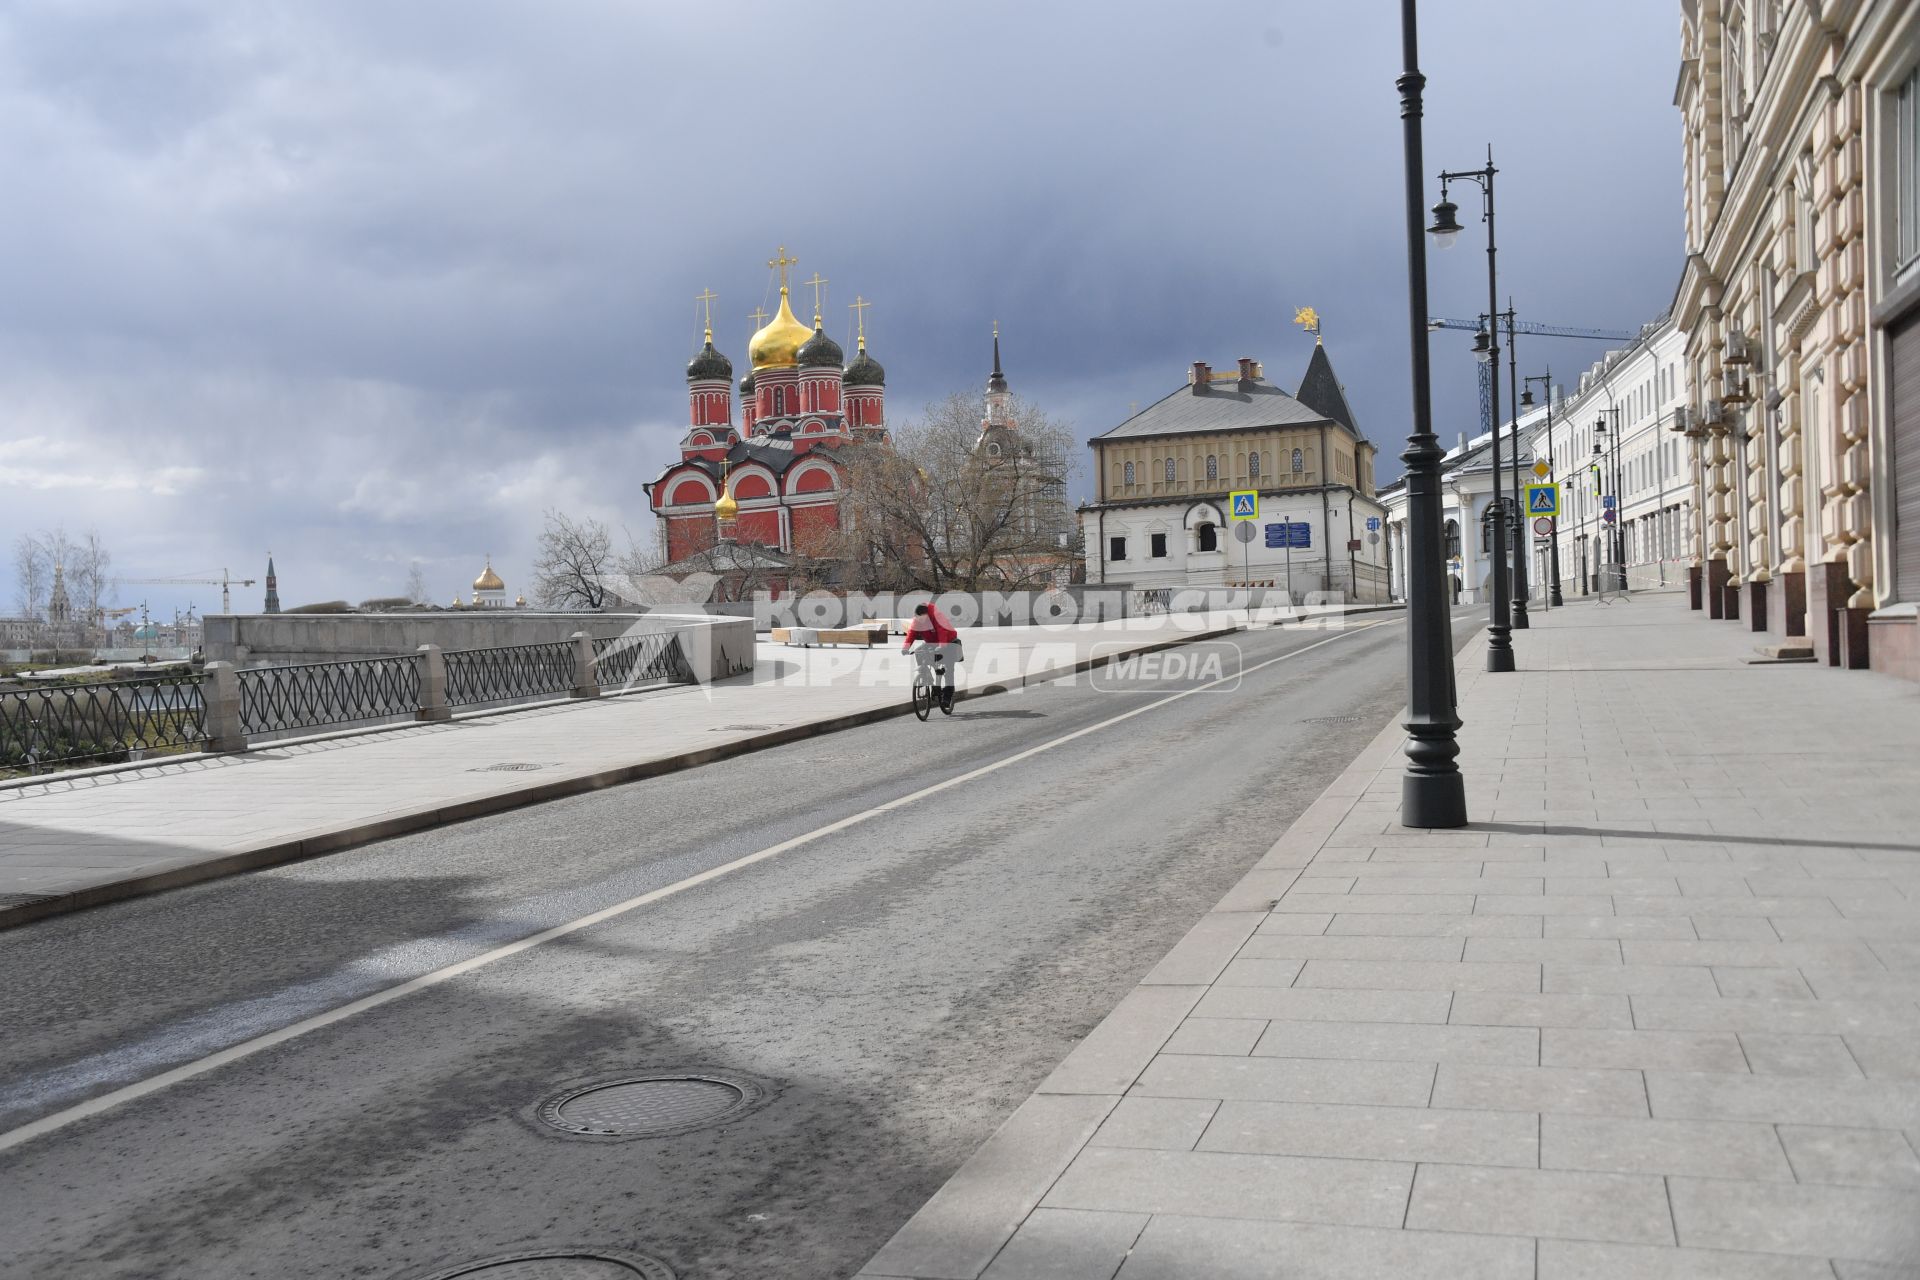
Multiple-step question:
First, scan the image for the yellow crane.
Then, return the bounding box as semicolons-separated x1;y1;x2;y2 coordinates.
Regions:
115;569;257;614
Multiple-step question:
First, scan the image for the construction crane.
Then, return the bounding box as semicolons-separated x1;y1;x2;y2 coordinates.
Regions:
1428;316;1642;444
115;569;257;614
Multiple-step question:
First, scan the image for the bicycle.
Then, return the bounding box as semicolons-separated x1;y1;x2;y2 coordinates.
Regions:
910;642;955;720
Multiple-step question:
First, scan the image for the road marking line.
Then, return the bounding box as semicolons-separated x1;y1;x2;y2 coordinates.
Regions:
0;620;1387;1155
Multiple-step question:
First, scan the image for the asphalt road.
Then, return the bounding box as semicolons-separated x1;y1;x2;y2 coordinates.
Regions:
0;609;1481;1280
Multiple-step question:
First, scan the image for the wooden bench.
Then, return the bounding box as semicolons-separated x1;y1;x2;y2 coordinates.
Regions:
771;625;891;648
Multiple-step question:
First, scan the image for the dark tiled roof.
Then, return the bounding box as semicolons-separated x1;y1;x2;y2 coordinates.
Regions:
1294;344;1366;442
1092;377;1332;441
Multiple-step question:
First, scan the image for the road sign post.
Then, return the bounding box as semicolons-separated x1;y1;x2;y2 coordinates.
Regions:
1233;519;1258;622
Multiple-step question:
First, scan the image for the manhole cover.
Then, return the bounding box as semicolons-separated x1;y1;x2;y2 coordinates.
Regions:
537;1071;767;1138
475;762;545;772
0;893;55;909
711;724;773;731
1301;714;1370;726
406;1249;673;1280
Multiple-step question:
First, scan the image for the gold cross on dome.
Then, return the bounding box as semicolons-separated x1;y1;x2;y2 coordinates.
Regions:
803;272;828;319
695;288;718;338
768;246;797;290
748;305;770;335
849;295;871;345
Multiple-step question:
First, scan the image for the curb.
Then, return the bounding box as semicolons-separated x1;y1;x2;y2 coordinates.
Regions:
2;614;1397;930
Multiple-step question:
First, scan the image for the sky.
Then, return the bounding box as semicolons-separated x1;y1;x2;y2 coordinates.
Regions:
0;0;1683;617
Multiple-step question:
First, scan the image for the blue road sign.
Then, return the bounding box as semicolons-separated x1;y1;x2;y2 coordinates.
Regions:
1264;523;1287;547
1287;522;1312;548
1602;494;1616;509
1366;516;1381;531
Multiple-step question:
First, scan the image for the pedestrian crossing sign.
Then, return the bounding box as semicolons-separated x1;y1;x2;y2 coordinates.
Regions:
1229;490;1258;520
1525;483;1560;517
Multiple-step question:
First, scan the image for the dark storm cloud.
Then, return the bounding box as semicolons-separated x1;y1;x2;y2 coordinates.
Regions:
0;0;1679;612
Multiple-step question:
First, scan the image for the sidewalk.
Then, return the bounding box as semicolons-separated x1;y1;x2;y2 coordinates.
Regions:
0;608;1336;927
861;590;1920;1279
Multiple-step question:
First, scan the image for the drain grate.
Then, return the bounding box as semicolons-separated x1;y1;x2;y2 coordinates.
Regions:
474;762;545;772
1301;714;1371;726
407;1249;673;1280
537;1071;767;1138
711;724;773;732
0;893;55;909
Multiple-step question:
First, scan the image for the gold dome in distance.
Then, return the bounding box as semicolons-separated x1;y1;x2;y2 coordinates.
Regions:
473;557;505;591
747;287;812;370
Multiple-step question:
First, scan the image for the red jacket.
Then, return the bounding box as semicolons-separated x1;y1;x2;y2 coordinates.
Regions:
902;604;958;650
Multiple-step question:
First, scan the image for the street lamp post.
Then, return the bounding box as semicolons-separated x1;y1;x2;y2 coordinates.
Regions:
1393;0;1467;829
1501;306;1530;628
1429;149;1514;672
1521;372;1565;606
1595;412;1627;590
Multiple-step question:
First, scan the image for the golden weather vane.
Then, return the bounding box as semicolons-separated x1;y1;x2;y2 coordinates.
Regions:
695;288;718;340
803;272;828;320
768;245;797;291
849;295;871;348
1293;305;1323;344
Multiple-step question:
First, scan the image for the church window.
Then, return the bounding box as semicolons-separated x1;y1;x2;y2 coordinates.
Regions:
1124;462;1135;485
1248;451;1261;478
1206;455;1218;480
1164;458;1175;483
1292;448;1305;474
1151;532;1168;558
1444;519;1460;560
1197;522;1218;552
1108;536;1127;561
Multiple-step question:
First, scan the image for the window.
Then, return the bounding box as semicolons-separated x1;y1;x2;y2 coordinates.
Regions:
1444;519;1461;560
1164;458;1176;483
1291;448;1305;474
1248;450;1261;477
1197;523;1218;552
1899;66;1920;273
1123;461;1135;485
1206;454;1218;480
1108;536;1127;561
1150;532;1168;558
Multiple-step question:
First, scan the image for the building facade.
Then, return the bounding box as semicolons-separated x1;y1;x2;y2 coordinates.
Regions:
645;256;888;568
1675;0;1920;677
1078;344;1388;601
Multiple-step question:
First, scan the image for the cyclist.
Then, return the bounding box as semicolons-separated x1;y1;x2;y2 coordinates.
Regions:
902;602;960;712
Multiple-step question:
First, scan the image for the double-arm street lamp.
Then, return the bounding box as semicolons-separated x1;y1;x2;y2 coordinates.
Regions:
1392;0;1467;829
1594;411;1627;589
1429;150;1515;673
1521;371;1566;605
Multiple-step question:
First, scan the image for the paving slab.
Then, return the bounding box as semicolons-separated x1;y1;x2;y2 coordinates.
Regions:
863;592;1920;1276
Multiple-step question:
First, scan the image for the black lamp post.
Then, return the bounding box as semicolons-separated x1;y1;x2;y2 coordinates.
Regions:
1594;413;1626;589
1430;150;1515;673
1501;307;1530;629
1393;0;1467;829
1521;373;1565;606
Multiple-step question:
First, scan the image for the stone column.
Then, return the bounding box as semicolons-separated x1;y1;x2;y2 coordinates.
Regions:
570;631;600;699
202;661;246;754
416;644;450;722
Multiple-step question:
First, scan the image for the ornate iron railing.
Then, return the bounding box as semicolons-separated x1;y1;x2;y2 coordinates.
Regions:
0;673;205;772
445;640;576;709
238;655;421;736
593;630;693;691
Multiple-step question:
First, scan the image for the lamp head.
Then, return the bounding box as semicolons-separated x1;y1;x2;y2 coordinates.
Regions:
1471;331;1494;364
1520;386;1535;407
1428;197;1463;248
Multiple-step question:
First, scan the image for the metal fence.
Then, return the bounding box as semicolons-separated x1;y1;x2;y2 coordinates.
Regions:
0;673;206;772
239;655;422;737
593;630;692;691
444;640;576;709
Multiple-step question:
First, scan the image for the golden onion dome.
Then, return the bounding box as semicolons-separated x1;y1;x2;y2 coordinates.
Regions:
714;484;740;522
747;287;813;370
473;557;505;591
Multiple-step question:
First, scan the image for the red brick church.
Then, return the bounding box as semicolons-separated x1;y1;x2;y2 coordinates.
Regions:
645;249;888;571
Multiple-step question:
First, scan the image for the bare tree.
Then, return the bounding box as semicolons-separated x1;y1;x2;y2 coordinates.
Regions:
13;528;113;629
404;561;431;605
13;534;49;620
531;510;659;610
829;392;1076;592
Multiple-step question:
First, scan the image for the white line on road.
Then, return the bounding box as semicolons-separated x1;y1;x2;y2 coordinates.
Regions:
0;620;1388;1156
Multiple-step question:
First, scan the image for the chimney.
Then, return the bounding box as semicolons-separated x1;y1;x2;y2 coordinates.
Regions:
1190;361;1210;394
1456;432;1468;456
1236;357;1255;392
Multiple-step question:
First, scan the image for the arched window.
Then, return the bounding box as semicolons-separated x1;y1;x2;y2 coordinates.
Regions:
1248;451;1261;478
1198;523;1218;552
1206;455;1218;480
1123;461;1135;485
1292;448;1305;474
1164;458;1176;483
1444;519;1461;559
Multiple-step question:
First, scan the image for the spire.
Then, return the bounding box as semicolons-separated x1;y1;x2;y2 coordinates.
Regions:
1295;342;1365;440
988;320;1008;395
264;553;280;614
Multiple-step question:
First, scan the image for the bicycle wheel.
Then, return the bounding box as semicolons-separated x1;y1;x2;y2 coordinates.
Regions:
912;679;933;721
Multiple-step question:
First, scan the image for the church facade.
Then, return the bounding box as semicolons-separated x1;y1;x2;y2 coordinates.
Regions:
645;252;887;569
